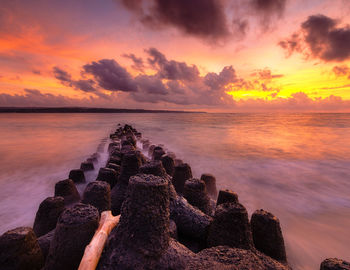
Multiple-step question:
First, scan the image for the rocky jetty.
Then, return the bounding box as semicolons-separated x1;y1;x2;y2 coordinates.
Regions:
1;123;348;270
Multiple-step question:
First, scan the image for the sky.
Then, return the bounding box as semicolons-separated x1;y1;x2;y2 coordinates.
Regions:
0;0;350;112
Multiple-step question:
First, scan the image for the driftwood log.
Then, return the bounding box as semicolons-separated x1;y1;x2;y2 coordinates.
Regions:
78;211;120;270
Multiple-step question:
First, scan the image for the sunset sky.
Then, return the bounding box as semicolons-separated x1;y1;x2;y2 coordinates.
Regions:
1;0;350;112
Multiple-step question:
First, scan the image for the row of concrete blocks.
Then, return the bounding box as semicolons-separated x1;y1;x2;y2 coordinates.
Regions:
0;124;349;270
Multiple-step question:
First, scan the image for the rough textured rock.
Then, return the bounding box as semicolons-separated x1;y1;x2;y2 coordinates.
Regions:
108;142;120;152
148;144;156;157
107;156;122;166
251;209;287;263
111;152;141;215
217;189;239;205
153;146;166;160
161;154;175;176
44;203;99;270
80;161;94;171
33;196;65;237
139;160;167;177
54;179;80;205
207;203;254;250
82;181;111;213
200;174;218;199
120;144;136;157
96;167;118;188
107;162;120;172
99;174;193;270
170;195;212;241
183;178;213;216
172;163;193;194
0;227;44;270
187;246;290;270
169;219;178;239
37;229;55;261
320;258;350;270
175;158;183;166
68;169;86;183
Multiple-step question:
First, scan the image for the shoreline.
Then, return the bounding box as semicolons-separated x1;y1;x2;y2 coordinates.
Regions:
0;107;206;114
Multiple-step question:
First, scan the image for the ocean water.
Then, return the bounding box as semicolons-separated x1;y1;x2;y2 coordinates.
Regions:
0;112;350;269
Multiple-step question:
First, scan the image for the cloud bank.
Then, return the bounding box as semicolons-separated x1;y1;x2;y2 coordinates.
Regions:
119;0;288;42
280;14;350;62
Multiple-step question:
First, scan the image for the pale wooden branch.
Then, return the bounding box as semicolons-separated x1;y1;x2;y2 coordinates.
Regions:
78;211;120;270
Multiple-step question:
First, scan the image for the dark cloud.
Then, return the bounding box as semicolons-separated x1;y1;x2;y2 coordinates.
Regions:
119;0;287;42
146;0;229;39
83;59;137;92
53;67;72;84
249;0;287;29
134;75;168;95
72;79;96;92
32;69;41;75
146;48;200;81
52;49;278;106
250;0;286;16
332;65;350;79
53;66;96;93
204;66;237;90
122;53;145;72
280;14;350;62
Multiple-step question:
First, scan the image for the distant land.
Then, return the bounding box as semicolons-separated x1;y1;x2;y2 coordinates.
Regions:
0;107;205;113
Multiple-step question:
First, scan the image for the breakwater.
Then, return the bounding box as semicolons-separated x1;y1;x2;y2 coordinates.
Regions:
0;124;349;270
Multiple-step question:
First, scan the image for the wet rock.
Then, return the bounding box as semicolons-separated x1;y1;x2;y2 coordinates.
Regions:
82;181;111;213
110;183;128;216
91;152;100;159
107;156;122;166
126;135;137;147
172;163;193;194
120;144;136;157
0;227;44;270
207;202;254;250
80;161;94;171
174;159;183;166
161;154;175;176
111;152;142;215
98;174;193;270
200;174;218;199
33;196;65;237
108;142;120;152
320;258;350;270
37;229;55;261
169;219;178;239
251;209;287;264
96;167;118;188
137;150;148;164
68;169;85;183
183;178;213;216
119;152;142;185
187;246;289;270
153;146;166;160
140;160;167;177
170;195;212;241
216;189;239;205
54;179;80;205
148;144;156;157
45;203;99;270
107;162;121;172
87;157;97;164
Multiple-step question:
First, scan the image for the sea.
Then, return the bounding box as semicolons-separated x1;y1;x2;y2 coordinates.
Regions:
0;112;349;270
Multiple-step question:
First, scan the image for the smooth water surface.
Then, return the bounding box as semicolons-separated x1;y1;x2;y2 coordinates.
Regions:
0;113;349;270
